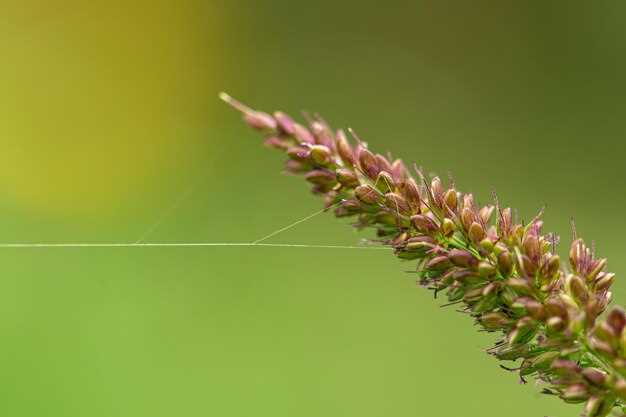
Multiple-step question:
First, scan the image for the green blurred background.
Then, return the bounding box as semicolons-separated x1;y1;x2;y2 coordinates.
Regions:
1;1;625;416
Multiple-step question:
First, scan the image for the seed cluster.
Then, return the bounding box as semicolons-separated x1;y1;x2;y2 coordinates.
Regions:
221;93;625;417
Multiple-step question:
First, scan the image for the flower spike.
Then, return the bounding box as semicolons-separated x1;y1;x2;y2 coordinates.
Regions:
222;93;622;417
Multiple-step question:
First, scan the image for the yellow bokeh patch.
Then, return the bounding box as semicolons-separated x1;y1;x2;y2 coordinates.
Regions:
0;1;217;214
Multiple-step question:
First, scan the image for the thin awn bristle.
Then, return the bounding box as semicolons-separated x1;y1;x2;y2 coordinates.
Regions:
219;92;253;114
